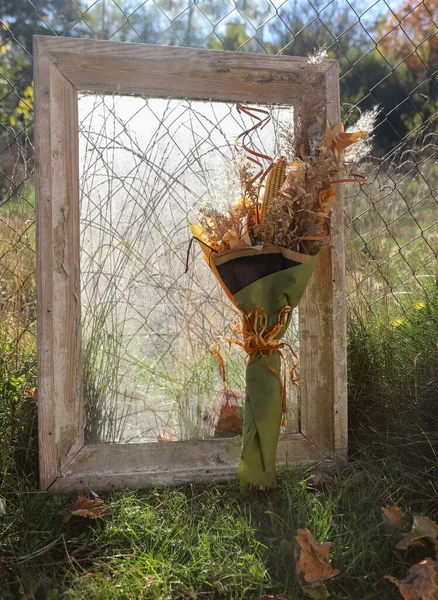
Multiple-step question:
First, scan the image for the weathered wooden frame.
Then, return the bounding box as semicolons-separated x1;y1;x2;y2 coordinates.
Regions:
34;36;347;492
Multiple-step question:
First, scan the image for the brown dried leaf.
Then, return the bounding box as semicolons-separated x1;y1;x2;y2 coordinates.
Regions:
157;426;173;442
384;559;438;600
382;506;411;535
214;403;242;438
395;516;438;555
293;528;339;599
62;492;108;524
208;387;243;438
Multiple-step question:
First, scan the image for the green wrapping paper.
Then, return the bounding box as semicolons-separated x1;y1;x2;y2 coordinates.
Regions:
211;246;319;493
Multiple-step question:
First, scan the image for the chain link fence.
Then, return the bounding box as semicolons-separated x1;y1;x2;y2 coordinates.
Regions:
1;0;436;333
0;0;436;373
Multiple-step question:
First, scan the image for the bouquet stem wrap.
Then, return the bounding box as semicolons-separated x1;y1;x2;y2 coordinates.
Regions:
210;245;319;493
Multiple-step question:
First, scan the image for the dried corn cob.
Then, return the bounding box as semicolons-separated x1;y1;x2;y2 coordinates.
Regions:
260;157;286;224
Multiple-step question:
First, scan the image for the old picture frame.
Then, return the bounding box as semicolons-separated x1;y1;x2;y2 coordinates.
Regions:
34;36;347;491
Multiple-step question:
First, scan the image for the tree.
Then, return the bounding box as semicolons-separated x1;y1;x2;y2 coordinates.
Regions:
266;0;437;154
377;0;437;78
375;0;438;147
0;1;82;196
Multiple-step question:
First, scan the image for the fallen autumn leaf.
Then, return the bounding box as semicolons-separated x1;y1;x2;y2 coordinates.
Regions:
384;558;438;600
62;492;109;524
157;426;173;442
382;506;411;535
395;516;438;559
292;528;339;599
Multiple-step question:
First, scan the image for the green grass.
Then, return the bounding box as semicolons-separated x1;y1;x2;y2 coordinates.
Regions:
344;141;437;318
348;284;438;435
0;332;37;481
0;437;436;599
1;275;437;599
1;150;437;598
1;277;437;600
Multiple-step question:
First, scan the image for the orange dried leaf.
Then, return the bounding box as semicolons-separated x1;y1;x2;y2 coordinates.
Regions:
214;402;242;438
157;426;173;442
382;506;410;535
62;492;108;524
383;558;438;600
293;528;339;599
325;119;367;152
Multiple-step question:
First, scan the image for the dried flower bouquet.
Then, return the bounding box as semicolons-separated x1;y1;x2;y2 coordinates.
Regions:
189;58;369;493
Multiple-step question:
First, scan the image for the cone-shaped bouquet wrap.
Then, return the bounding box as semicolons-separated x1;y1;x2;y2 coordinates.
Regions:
188;95;369;493
190;228;319;492
212;246;319;492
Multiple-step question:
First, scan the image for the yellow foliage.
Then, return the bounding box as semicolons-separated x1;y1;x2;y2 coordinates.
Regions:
14;82;34;122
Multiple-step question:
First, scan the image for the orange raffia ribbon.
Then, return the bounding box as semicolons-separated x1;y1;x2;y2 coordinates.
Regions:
213;306;299;427
235;104;274;222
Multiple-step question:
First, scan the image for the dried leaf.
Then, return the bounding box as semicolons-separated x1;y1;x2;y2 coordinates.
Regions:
214;403;242;438
382;506;410;535
62;492;108;524
384;558;438;600
395;516;438;556
203;387;244;438
222;230;250;250
23;387;37;399
325;120;367;152
293;528;339;599
157;426;173;442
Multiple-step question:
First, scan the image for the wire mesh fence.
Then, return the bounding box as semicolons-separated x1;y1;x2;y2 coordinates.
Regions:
0;0;437;439
78;94;304;442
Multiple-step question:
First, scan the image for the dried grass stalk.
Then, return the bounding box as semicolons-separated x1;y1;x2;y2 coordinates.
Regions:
195;49;373;256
